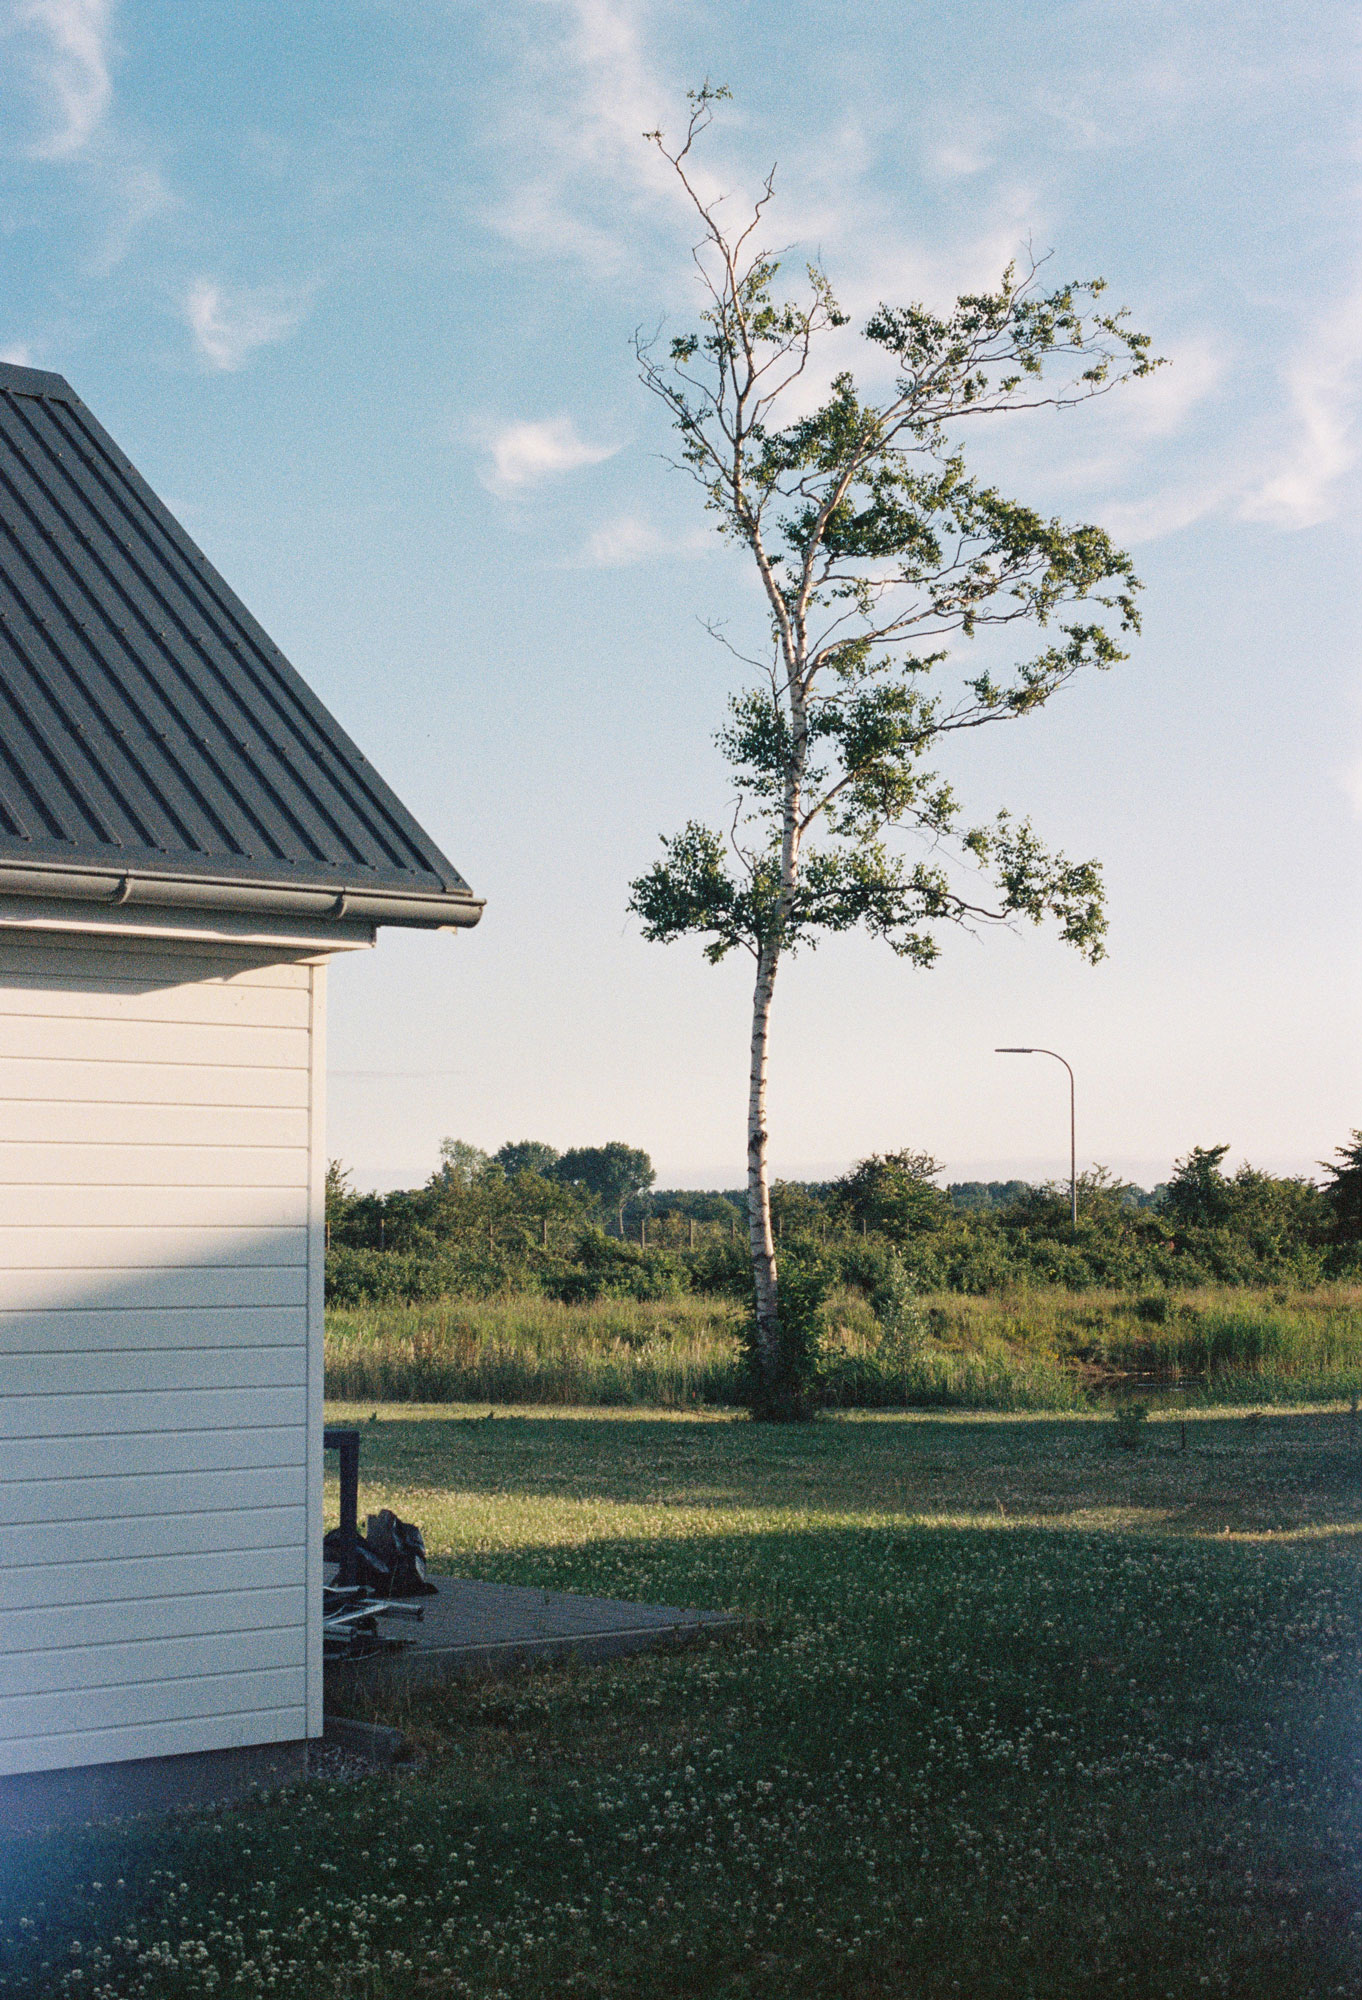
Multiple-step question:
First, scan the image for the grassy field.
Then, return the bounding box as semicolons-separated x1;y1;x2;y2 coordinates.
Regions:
324;1284;1362;1409
3;1402;1362;1997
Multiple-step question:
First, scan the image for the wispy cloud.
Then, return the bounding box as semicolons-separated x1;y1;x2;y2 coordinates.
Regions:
1105;282;1362;543
1241;283;1362;530
481;416;619;495
5;0;175;269
574;512;711;566
91;155;172;272
483;0;711;271
483;1;1359;562
1023;335;1234;543
927;138;992;178
183;278;313;372
9;0;113;159
1121;336;1226;439
999;303;1362;551
1092;476;1235;548
0;343;33;366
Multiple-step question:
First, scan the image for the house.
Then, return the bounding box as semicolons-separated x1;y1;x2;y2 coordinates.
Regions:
0;360;481;1819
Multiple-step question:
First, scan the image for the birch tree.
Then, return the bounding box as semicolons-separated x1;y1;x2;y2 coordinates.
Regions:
628;87;1160;1418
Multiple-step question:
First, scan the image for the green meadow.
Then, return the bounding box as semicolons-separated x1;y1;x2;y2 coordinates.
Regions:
3;1403;1362;1997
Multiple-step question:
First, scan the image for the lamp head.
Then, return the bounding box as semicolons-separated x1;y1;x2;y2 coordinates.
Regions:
995;1047;1034;1054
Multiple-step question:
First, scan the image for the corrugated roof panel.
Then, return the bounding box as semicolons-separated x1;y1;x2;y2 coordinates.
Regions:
0;362;479;918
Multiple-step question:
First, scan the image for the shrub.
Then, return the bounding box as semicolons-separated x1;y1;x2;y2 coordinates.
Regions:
544;1229;689;1304
744;1265;827;1422
686;1236;756;1296
870;1257;928;1359
1135;1291;1174;1325
325;1246;529;1306
1112;1402;1150;1449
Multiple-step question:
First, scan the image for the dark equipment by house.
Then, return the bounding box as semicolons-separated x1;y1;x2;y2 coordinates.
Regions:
321;1584;425;1660
323;1428;362;1585
361;1509;438;1597
321;1428;438;1659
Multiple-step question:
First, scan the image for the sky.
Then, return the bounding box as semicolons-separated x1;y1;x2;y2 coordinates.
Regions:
0;0;1358;1192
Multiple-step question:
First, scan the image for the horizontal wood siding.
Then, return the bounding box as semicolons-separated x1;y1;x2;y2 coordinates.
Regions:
0;938;320;1777
0;1060;311;1107
0;1463;304;1522
0;1017;309;1068
0;1306;306;1354
0;1544;306;1612
0;1422;304;1477
0;983;312;1028
0;1187;308;1227
1;1265;307;1310
0;1102;309;1145
0;1223;305;1263
6;1583;305;1656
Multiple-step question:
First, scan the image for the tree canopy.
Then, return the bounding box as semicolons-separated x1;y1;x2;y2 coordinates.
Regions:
554;1143;657;1225
495;1140;562;1178
1320;1132;1362;1241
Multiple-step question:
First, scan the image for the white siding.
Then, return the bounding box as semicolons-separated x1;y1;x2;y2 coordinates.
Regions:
0;934;324;1777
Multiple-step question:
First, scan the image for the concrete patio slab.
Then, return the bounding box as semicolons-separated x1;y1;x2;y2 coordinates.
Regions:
324;1574;739;1702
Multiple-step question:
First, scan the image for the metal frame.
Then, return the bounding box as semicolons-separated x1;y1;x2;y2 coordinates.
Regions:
323;1428;361;1589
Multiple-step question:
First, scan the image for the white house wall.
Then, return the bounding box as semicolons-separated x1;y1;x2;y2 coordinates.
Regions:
0;931;325;1777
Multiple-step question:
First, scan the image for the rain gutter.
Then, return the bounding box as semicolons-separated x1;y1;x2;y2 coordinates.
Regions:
0;862;484;932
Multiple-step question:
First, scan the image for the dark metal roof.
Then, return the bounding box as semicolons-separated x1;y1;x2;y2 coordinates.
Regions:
0;361;481;928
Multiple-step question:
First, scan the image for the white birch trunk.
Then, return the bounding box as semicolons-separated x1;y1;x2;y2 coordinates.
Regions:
746;942;780;1376
746;665;807;1396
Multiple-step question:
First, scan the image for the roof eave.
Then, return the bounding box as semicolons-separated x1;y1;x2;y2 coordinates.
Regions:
0;859;484;932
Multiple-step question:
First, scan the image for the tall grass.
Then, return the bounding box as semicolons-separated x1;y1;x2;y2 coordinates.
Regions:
816;1291;1089;1410
1096;1298;1362;1384
325;1283;1362;1411
325;1294;744;1408
324;1291;1080;1411
812;1287;1362;1411
858;1284;1362;1403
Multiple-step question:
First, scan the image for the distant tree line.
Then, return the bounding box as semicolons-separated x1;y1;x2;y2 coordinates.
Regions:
325;1132;1362;1307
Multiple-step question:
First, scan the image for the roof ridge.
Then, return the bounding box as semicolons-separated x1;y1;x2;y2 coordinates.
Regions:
0;362;77;403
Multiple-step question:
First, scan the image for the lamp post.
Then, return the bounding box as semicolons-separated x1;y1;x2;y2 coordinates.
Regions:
995;1047;1077;1233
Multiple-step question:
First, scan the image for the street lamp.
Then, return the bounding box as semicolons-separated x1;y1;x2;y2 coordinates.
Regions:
995;1047;1077;1233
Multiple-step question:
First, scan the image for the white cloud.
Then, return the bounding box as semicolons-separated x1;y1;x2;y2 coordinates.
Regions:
482;0;1047;394
1092;477;1234;547
91;154;173;272
10;0;113;159
919;108;996;182
0;343;33;366
928;138;992;178
985;311;1360;550
482;1;1358;562
1241;283;1362;530
1016;336;1234;543
183;278;313;372
5;1;174;268
1119;336;1226;439
481;416;619;495
575;513;712;565
483;0;717;270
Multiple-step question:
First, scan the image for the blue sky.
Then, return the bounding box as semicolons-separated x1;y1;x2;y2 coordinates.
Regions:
2;0;1358;1190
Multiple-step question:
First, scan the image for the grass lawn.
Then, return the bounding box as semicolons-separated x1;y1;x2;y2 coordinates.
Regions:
4;1404;1362;1998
